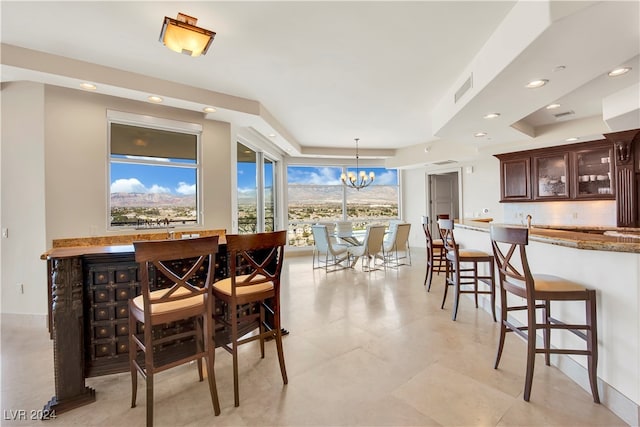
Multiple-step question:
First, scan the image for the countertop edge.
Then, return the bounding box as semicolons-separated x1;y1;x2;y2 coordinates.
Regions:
454;220;640;254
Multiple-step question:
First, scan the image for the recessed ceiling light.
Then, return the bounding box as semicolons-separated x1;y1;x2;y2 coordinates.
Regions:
565;137;579;142
203;106;216;113
268;133;277;138
608;67;631;77
525;79;548;89
553;65;566;72
474;132;487;138
483;113;500;119
80;82;97;90
546;103;561;110
148;95;163;103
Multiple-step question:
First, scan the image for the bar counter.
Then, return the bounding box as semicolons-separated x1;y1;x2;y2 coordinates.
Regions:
451;220;640;425
455;219;640;253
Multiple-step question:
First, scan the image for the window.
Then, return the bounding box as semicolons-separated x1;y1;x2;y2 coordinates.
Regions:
237;142;278;234
287;165;399;247
108;115;201;229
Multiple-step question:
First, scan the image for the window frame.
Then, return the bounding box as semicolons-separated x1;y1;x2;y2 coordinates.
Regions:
106;110;203;230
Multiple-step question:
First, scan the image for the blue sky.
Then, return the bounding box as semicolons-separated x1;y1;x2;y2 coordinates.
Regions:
111;162;397;195
110;162;196;195
286;166;397;187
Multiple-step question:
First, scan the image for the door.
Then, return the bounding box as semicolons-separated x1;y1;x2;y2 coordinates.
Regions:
237;142;278;233
428;172;459;235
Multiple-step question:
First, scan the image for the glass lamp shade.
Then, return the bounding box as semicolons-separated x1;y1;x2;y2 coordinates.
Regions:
160;16;215;57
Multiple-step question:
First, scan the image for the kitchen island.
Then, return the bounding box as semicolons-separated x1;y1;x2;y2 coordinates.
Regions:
452;220;640;426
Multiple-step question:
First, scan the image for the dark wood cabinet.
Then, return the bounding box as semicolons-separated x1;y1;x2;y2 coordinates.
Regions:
604;128;640;227
500;158;530;200
532;152;569;200
496;139;616;203
572;145;615;199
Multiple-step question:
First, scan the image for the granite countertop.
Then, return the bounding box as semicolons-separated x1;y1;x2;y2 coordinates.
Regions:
455;220;640;254
42;229;226;260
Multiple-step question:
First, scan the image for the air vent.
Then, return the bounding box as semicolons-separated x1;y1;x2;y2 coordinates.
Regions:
432;160;457;166
553;110;575;121
454;74;473;103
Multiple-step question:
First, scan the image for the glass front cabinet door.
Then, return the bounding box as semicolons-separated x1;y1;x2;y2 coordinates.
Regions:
533;153;569;200
572;146;615;199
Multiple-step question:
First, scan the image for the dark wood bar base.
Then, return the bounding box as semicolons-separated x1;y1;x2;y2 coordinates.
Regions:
46;257;96;414
43;388;96;415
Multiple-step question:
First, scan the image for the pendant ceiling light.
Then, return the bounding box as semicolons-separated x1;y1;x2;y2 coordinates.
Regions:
341;138;375;191
160;13;215;57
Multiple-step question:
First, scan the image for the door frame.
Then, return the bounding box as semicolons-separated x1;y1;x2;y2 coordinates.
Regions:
234;131;284;234
426;167;463;235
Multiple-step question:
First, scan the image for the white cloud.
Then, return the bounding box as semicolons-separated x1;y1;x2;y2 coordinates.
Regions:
237;187;256;194
374;170;397;185
110;178;146;193
175;182;196;195
111;178;172;194
148;184;171;194
301;167;341;185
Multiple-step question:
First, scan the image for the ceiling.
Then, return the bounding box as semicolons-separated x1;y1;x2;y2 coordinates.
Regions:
1;1;639;165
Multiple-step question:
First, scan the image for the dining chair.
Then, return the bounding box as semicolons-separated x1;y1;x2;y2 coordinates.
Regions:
347;224;386;271
335;221;354;238
315;222;339;245
311;224;349;272
383;222;412;267
212;230;288;407
438;219;496;321
129;236;221;427
422;215;445;290
490;225;600;403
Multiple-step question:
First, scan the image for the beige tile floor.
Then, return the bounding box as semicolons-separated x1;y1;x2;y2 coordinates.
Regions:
1;251;628;426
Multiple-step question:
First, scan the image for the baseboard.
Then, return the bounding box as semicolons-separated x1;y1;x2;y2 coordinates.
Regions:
554;352;639;427
0;313;48;329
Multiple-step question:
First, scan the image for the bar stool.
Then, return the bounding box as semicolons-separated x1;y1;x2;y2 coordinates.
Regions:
213;231;288;407
421;215;445;291
438;219;496;321
129;236;221;426
490;225;599;402
432;215;451;284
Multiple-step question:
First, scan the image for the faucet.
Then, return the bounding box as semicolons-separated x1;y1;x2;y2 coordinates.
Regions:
526;215;532;229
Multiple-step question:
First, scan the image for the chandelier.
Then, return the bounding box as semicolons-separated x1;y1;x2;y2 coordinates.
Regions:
341;138;375;190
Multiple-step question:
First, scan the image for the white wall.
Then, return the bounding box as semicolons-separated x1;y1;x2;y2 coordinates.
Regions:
1;83;234;315
401;167;428;250
1;82;48;315
460;153;503;222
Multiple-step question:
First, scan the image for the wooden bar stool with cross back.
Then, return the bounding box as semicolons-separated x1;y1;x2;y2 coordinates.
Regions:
438;219;496;321
490;224;599;402
129;236;221;427
421;215;445;291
